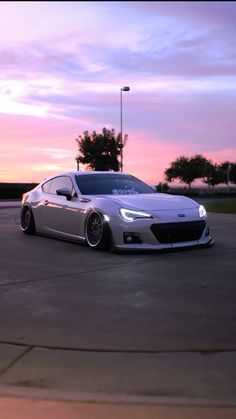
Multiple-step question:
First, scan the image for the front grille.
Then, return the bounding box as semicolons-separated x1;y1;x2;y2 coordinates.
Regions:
150;220;206;244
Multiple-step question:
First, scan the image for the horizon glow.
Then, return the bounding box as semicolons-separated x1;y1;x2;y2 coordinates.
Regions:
0;1;236;186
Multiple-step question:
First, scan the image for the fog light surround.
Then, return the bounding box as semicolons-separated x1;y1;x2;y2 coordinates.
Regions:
123;232;143;244
205;227;210;237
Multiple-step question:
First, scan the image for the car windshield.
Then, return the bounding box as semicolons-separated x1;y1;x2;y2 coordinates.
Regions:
75;174;155;195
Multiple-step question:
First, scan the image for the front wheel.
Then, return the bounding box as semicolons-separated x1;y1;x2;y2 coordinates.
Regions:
20;205;36;234
85;211;110;250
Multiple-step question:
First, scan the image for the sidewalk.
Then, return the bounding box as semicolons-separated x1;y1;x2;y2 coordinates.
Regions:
1;342;236;419
1;396;236;419
0;201;21;208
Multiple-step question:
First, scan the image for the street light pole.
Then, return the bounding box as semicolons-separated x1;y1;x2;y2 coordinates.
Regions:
120;86;130;172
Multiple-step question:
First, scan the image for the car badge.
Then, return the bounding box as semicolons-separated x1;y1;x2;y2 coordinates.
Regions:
178;213;186;217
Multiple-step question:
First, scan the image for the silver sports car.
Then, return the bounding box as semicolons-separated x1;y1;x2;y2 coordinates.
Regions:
20;171;214;252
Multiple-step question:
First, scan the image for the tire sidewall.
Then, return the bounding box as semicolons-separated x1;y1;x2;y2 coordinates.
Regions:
20;204;35;234
85;210;109;250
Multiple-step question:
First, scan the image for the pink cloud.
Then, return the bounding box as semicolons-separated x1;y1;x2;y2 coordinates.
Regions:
0;115;79;183
123;132;184;185
0;1;235;185
1;114;235;186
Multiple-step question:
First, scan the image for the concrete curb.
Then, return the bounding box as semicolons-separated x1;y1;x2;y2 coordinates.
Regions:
1;385;236;407
0;202;21;209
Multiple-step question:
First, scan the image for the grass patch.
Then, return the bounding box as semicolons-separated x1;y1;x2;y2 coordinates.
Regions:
0;199;20;202
204;199;236;214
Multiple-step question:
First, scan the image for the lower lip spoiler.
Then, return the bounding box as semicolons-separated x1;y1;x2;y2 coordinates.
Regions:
113;237;215;253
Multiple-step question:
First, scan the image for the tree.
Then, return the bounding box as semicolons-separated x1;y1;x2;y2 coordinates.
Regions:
189;154;212;181
203;163;223;188
164;156;196;188
155;182;169;193
165;154;213;188
75;127;128;171
229;163;236;184
218;161;235;185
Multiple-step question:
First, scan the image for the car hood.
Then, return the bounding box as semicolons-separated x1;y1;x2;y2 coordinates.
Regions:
105;193;198;211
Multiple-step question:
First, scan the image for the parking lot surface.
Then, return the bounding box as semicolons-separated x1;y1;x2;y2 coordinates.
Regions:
0;206;235;418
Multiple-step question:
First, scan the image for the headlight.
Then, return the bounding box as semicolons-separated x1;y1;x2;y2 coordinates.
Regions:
199;204;207;218
120;208;153;221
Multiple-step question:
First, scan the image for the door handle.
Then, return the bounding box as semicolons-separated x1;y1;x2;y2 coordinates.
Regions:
78;197;91;203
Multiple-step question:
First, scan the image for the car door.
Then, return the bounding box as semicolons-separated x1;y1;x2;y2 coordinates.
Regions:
41;176;83;238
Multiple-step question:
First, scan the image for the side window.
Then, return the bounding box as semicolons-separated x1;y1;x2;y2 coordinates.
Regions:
42;180;52;194
50;176;73;195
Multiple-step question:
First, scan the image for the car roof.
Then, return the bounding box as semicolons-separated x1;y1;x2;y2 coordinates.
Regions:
41;171;130;183
70;171;129;175
48;171;130;177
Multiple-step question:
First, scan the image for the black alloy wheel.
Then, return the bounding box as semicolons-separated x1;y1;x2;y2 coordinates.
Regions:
85;211;109;250
20;205;36;234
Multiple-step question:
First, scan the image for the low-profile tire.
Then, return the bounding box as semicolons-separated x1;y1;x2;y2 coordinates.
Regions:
85;211;110;250
20;205;36;234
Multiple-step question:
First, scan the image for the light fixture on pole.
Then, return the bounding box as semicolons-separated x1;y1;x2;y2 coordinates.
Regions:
120;86;130;172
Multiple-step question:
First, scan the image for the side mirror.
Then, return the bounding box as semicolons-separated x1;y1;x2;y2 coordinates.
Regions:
56;187;72;201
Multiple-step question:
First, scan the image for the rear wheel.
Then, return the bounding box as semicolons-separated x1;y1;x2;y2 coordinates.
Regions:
85;211;110;250
20;205;36;234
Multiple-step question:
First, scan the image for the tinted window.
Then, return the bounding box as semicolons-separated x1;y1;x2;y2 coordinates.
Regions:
75;174;154;195
50;176;73;195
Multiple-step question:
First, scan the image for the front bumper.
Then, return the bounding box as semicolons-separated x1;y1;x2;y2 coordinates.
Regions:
108;214;214;252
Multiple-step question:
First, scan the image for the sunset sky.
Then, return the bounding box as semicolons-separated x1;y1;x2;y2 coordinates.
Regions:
0;1;236;186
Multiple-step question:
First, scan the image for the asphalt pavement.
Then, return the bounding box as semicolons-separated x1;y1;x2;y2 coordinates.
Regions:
0;203;236;418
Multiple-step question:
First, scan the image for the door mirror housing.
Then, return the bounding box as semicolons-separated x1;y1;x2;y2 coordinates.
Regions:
56;187;72;201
